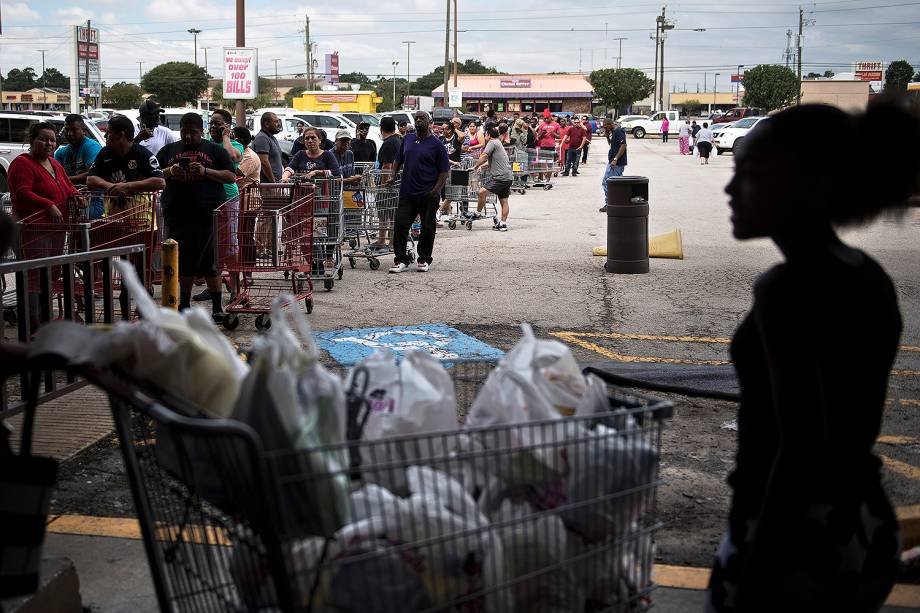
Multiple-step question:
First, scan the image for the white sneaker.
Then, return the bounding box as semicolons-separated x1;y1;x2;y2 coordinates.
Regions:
497;223;508;232
415;261;430;272
389;262;409;274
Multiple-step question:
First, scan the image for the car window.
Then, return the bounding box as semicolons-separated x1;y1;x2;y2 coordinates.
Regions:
650;113;663;121
734;118;757;128
9;119;32;144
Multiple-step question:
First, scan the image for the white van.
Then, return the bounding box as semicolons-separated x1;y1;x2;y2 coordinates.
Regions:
293;111;383;147
117;107;209;138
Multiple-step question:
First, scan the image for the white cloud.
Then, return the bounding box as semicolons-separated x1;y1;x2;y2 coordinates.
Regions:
55;6;93;22
5;2;39;20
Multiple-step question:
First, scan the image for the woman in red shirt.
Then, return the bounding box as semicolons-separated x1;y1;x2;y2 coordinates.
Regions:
9;122;81;224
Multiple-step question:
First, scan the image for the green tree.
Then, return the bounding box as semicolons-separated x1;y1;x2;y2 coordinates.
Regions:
339;72;371;86
4;67;38;91
885;60;914;92
140;62;209;107
285;86;308;106
741;64;799;111
589;68;655;115
40;67;69;89
681;98;702;115
104;82;144;109
805;72;822;80
823;70;835;78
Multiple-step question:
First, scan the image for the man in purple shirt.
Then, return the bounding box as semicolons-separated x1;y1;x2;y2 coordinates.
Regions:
387;111;450;273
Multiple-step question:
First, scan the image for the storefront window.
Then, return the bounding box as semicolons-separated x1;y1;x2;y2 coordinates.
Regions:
508;102;520;112
521;102;534;112
549;101;563;112
496;102;505;112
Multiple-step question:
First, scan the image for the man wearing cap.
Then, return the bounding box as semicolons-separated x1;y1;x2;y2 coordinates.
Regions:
350;122;377;163
333;129;362;184
133;100;179;155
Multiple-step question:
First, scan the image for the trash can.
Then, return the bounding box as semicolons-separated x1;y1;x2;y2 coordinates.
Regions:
605;176;650;274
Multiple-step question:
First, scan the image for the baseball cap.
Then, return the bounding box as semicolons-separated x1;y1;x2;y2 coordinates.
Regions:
138;99;162;114
335;129;351;141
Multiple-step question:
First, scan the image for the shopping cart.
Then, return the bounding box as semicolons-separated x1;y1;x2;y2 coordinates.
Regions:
89;360;671;613
443;162;498;231
343;170;406;270
214;183;315;330
527;148;556;190
292;176;344;292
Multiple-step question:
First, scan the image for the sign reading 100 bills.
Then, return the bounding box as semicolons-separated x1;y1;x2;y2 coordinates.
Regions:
223;48;258;100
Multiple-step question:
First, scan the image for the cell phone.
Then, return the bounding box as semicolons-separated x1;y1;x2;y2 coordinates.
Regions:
178;158;190;169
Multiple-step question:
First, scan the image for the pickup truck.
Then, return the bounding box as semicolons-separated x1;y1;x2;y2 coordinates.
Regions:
711;107;764;125
627;110;680;139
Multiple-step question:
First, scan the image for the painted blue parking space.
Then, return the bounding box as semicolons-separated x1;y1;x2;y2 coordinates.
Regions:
314;324;504;366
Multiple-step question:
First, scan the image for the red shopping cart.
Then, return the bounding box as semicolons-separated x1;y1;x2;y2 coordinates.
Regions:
213;183;315;331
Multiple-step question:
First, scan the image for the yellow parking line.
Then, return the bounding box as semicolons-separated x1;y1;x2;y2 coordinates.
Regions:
877;435;919;446
902;399;920;408
879;454;920;481
552;331;919;376
48;514;141;540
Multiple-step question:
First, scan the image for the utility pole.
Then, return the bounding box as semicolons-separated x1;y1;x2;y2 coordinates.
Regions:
453;0;458;88
657;7;674;111
713;73;720;114
736;64;744;105
235;0;245;126
273;58;281;104
188;28;201;65
402;41;415;104
703;72;707;93
84;20;91;112
784;29;794;69
605;23;608;69
203;48;210;75
652;18;660;110
797;7;804;103
578;48;582;74
612;38;626;69
392;61;399;111
305;14;312;90
137;61;144;81
38;49;48;108
443;0;450;108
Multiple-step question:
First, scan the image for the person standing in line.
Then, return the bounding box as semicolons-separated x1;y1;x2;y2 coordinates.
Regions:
690;120;701;155
581;115;593;165
558;117;571;177
350;122;378;163
252;112;283;183
536;113;560;183
471;126;514;232
373;116;403;252
562;116;587;177
661;116;670;143
282;127;342;180
599;119;627;213
678;120;692;155
332;130;362;184
386;112;449;273
155;113;236;322
133;100;179;156
233;127;261;186
696;122;714;165
707;102;918;613
398;121;409;138
439;118;465;220
55;114;104;218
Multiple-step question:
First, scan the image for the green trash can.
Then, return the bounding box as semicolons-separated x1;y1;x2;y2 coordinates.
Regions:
605;176;650;274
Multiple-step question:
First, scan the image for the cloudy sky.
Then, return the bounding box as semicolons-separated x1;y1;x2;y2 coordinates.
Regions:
1;0;918;94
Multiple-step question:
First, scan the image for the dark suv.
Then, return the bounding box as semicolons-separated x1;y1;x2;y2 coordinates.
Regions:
711;107;764;124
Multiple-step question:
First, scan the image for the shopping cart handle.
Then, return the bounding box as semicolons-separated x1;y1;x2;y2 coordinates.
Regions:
584;366;738;406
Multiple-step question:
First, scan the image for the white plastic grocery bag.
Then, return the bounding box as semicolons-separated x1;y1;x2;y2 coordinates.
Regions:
346;350;457;493
233;295;349;537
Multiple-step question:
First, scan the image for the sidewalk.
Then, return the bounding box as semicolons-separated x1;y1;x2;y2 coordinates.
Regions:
34;530;920;613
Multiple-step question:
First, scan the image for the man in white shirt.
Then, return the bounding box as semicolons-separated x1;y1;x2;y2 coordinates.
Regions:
132;100;178;155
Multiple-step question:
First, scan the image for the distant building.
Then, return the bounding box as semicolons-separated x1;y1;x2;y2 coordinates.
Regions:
432;74;594;115
800;80;870;112
1;88;83;112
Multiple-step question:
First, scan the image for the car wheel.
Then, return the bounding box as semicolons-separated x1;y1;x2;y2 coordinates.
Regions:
0;171;7;193
632;127;646;139
716;148;725;155
730;138;743;154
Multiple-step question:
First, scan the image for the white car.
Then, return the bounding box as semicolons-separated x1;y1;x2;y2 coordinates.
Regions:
713;116;767;155
614;115;647;130
293;111;383;147
628;110;681;139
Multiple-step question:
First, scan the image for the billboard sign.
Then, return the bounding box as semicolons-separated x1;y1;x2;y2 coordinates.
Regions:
448;89;463;107
223;48;258;99
854;61;883;82
730;74;744;83
325;52;340;84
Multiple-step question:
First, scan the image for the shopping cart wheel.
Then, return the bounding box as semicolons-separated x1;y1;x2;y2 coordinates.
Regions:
368;258;380;270
466;220;473;231
448;220;457;230
3;308;17;326
221;313;240;331
254;314;272;331
349;238;357;249
349;257;357;269
517;189;526;195
305;299;313;314
543;184;553;191
337;268;344;280
324;279;334;291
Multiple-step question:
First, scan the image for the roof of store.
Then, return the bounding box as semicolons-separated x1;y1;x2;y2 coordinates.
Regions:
432;74;593;98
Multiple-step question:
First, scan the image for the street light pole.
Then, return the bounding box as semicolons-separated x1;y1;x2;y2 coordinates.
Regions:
713;73;720;114
137;61;144;82
203;48;210;75
736;64;744;105
234;0;245;126
402;41;415;105
611;37;626;69
392;61;399;111
273;58;281;104
443;0;450;108
38;49;48;108
188;28;201;65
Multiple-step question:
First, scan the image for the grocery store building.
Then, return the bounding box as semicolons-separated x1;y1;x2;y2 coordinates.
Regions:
432;74;594;115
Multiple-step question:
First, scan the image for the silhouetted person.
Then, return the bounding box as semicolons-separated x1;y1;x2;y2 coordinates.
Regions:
707;102;920;613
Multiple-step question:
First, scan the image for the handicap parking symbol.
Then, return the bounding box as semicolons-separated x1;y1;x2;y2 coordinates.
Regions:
314;324;504;366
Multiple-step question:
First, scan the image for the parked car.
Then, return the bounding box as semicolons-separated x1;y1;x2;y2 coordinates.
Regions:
430;108;480;129
713;116;768;155
247;108;306;142
0;111;105;193
116;107;209;139
294;111;382;147
711;107;764;125
628;110;680;139
614;115;648;131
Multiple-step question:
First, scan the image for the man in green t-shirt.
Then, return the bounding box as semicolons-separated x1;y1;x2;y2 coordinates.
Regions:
194;108;244;301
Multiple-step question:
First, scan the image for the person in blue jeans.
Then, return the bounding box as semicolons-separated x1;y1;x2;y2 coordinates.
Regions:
599;119;627;213
54;114;104;218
